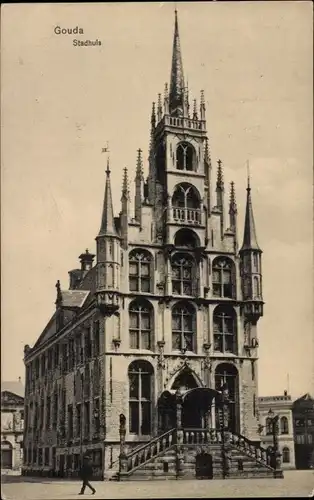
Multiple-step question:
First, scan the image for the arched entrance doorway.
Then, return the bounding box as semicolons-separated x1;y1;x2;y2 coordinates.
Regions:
1;440;13;469
195;452;213;479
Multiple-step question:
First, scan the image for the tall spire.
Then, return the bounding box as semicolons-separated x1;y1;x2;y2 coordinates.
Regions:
240;166;260;251
169;9;185;115
98;158;117;237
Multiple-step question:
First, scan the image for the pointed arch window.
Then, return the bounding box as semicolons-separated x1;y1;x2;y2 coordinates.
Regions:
129;250;152;293
280;416;289;435
212;257;235;298
176;142;195;171
172;302;196;352
215;363;239;433
172;253;196;296
282;447;290;463
172;183;200;210
128;361;153;435
213;305;237;354
129;300;153;350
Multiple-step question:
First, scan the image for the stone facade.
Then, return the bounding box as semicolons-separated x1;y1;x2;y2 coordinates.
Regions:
1;380;25;471
22;11;265;479
258;392;295;470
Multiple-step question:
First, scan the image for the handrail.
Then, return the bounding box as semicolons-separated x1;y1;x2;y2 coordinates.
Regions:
124;428;175;459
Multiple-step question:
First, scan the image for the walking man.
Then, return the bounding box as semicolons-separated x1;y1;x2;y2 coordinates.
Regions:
79;455;96;495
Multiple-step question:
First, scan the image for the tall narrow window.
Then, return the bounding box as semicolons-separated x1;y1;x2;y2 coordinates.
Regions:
129;300;153;350
215;363;239;433
212;257;235;298
171;302;196;352
280;416;289;434
76;404;81;438
213;306;237;354
172;253;194;296
253;277;260;299
129;250;152;292
93;321;100;356
68;405;73;439
128;361;153;435
46;397;51;430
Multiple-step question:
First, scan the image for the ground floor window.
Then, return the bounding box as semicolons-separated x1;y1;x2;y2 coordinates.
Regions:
282;447;290;463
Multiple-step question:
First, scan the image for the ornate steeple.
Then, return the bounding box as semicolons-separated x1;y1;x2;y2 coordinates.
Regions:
169;9;185;115
240;173;260;252
98;158;117;237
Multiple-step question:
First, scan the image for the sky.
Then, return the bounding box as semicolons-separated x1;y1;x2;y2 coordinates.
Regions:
1;2;313;399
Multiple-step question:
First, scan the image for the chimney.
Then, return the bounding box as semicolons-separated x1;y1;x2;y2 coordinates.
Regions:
69;249;95;290
79;249;95;272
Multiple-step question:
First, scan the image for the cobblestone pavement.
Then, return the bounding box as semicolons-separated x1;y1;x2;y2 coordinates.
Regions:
2;470;314;500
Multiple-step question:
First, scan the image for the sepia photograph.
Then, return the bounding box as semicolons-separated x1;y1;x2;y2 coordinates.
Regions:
1;1;313;499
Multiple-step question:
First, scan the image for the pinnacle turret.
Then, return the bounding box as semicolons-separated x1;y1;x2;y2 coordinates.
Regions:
98;158;117;237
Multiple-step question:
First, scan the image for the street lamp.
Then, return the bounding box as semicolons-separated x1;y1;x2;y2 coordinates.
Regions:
267;408;282;478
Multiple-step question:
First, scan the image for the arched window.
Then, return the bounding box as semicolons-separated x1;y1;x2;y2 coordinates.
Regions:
253;276;260;299
172;302;196;352
280;416;289;434
171;253;195;296
266;418;273;435
174;229;199;249
176;142;195;171
213;305;237;354
128;361;153;435
129;300;153;350
215;363;239;433
129;250;152;293
282;447;290;463
212;257;235;298
172;183;200;210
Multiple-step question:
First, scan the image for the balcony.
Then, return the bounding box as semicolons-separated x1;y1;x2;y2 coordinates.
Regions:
171;207;203;226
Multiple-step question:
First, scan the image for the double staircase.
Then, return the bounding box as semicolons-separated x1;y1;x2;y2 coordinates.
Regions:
108;428;283;481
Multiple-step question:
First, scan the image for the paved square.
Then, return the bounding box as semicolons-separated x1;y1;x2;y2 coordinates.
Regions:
2;471;314;500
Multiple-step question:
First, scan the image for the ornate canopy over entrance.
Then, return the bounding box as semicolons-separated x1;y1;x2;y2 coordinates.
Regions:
158;367;222;431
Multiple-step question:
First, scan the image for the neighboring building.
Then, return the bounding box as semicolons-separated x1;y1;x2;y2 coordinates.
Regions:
1;379;25;471
258;392;295;470
22;11;270;480
292;393;314;469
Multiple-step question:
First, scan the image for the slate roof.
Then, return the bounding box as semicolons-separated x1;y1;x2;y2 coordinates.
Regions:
1;381;25;398
61;290;90;308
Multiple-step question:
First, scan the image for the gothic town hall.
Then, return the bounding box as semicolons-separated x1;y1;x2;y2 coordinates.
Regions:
22;12;281;481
